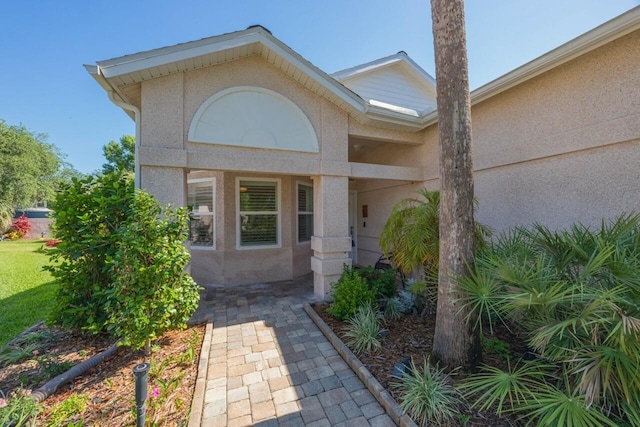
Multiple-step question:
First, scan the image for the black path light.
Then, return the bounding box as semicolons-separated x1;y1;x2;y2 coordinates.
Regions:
133;362;150;427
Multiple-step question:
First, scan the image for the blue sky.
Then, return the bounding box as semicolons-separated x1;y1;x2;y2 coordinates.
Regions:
1;1;637;174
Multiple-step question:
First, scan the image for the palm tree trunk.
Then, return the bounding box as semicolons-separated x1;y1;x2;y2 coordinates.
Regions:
430;0;481;371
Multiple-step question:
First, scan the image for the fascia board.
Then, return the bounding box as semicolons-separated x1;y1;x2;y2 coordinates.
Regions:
365;104;425;131
96;31;263;78
258;35;367;113
471;5;640;105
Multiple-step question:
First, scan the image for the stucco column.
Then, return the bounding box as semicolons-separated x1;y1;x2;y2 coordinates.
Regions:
311;175;352;300
140;166;187;208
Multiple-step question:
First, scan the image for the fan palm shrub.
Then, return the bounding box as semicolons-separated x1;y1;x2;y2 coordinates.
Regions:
379;189;490;281
459;213;640;425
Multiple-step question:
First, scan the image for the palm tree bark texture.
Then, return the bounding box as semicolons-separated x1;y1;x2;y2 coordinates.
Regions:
430;0;481;371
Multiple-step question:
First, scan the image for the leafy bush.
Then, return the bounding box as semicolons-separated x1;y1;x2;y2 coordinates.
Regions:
12;214;32;238
46;172;135;333
47;172;201;350
327;266;375;321
393;357;465;426
101;191;200;349
459;214;640;425
358;266;397;298
343;305;383;355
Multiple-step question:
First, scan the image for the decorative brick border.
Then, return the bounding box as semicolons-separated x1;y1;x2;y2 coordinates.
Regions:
304;304;417;427
188;320;213;427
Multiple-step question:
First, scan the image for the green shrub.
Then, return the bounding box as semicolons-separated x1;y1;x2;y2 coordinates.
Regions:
46;172;136;333
327;266;375;321
393;357;465;426
458;213;640;425
343;305;383;355
47;172;201;350
358;266;397;298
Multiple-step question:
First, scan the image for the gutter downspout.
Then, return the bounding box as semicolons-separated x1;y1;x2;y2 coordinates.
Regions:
107;91;141;189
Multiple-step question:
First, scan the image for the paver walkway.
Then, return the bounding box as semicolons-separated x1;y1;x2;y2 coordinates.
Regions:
191;276;396;426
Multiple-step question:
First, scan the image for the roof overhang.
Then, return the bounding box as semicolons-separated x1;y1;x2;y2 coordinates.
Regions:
86;6;640;132
85;26;429;131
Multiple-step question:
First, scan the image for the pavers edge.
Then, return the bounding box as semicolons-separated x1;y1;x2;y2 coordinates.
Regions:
188;319;214;427
303;303;418;427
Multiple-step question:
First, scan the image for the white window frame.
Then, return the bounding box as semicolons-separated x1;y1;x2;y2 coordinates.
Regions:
236;177;281;250
187;177;216;250
296;181;314;244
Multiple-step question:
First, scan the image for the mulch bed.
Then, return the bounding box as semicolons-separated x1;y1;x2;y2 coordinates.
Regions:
0;323;204;426
312;303;525;426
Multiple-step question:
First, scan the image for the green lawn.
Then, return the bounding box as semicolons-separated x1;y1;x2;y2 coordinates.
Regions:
0;240;57;347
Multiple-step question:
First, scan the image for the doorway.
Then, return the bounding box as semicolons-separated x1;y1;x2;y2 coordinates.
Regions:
348;190;358;264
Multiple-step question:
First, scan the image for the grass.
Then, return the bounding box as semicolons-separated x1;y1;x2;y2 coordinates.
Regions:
0;240;57;347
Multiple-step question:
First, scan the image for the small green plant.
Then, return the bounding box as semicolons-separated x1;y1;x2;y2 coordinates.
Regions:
46;393;90;427
0;389;43;427
0;343;38;367
36;355;75;380
383;297;402;320
480;334;511;362
178;329;200;365
392;357;465;426
327;266;375;321
358;266;397;298
149;355;176;381
396;289;416;314
342;305;383;355
14;330;53;346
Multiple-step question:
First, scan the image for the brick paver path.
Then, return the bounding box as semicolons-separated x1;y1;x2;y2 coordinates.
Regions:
193;277;396;426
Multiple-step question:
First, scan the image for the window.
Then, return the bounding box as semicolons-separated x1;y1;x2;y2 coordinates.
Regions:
238;179;280;248
188;178;215;249
297;183;313;242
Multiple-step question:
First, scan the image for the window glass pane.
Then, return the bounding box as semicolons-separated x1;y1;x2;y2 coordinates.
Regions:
240;214;277;246
297;184;313;242
188;181;213;213
190;215;214;246
298;185;313;212
239;181;277;211
298;214;313;242
188;180;214;247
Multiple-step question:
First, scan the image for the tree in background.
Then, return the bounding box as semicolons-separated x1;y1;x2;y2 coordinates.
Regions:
0;119;68;231
430;0;481;370
102;135;134;174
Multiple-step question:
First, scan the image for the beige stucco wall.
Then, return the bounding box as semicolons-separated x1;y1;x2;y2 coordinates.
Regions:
351;29;640;267
472;29;640;232
136;29;640;285
139;56;351;285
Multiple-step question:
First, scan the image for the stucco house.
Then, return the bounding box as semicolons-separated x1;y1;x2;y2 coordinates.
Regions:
86;7;640;299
